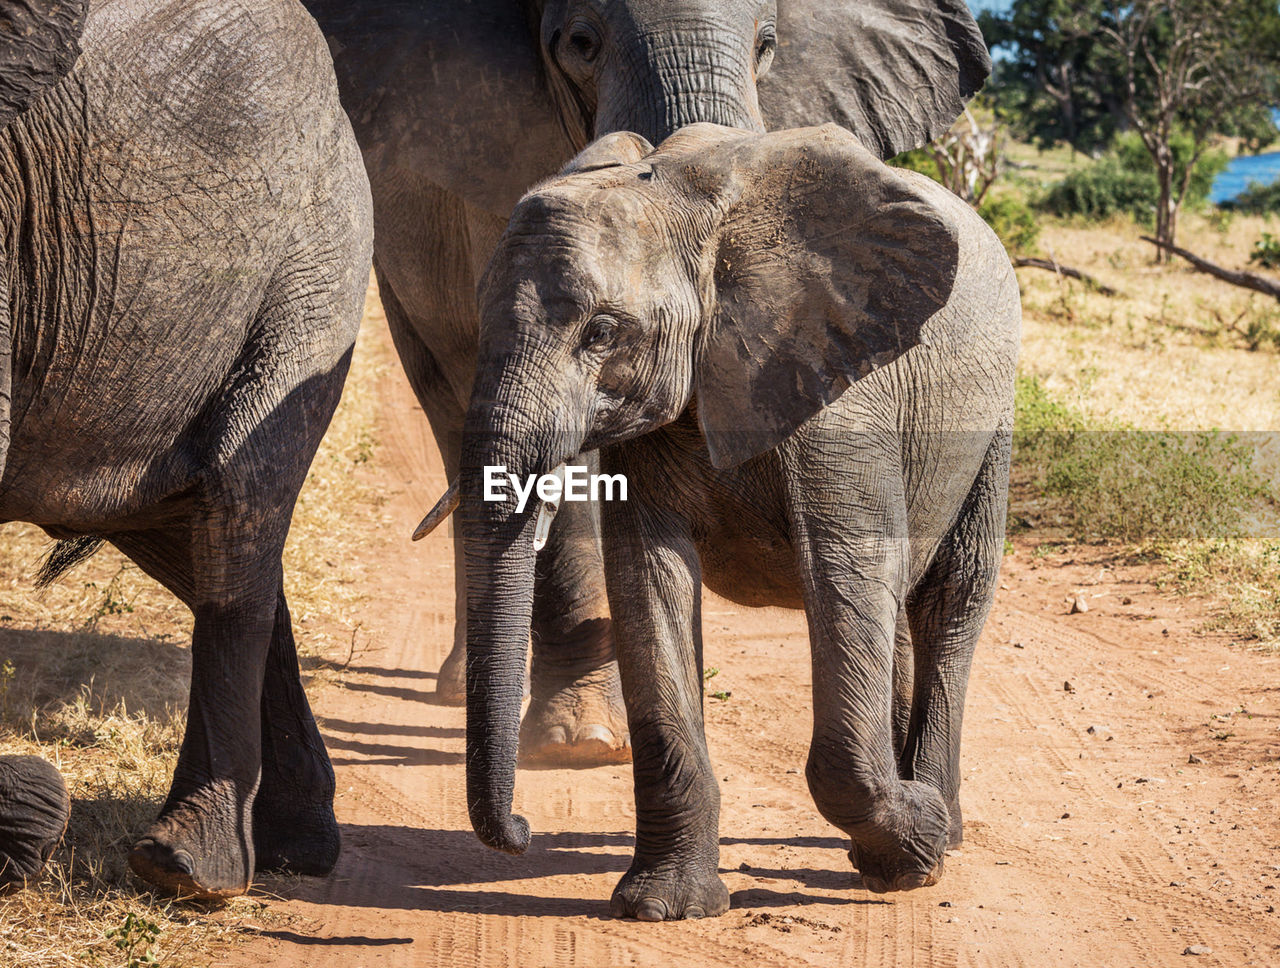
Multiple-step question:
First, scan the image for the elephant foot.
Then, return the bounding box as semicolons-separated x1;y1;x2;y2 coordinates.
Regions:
847;780;950;894
518;660;631;767
127;783;251;899
610;859;730;921
0;756;71;892
252;795;339;876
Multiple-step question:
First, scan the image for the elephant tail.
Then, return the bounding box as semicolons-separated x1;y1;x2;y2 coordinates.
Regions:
35;537;104;588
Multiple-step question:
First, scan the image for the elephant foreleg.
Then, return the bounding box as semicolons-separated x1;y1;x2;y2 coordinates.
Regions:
601;474;728;921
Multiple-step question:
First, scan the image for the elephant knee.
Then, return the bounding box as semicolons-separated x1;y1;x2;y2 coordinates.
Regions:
0;756;71;890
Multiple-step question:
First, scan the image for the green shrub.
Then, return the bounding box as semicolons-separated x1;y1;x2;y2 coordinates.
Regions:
1038;132;1229;224
888;147;942;182
1012;376;1265;543
978;193;1040;255
1223;177;1280;214
1250;231;1280;269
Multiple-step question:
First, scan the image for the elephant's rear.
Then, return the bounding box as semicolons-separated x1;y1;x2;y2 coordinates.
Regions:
0;0;372;522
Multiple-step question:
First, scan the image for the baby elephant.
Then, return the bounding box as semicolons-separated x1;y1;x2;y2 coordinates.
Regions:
0;0;371;896
422;121;1021;919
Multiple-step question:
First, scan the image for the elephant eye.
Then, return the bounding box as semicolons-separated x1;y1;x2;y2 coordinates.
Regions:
755;27;777;75
581;314;618;351
565;22;601;63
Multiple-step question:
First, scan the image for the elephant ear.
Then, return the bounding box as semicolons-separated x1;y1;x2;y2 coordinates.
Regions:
0;0;89;129
689;124;959;469
758;0;990;159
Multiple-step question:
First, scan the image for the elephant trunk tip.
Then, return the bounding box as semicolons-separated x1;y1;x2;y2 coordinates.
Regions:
470;808;531;855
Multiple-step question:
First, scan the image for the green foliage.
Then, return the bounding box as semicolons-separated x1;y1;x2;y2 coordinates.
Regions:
1250;231;1280;269
1224;177;1280;214
1038;132;1228;223
104;912;161;968
982;0;1280;155
977;194;1041;255
1012;376;1266;543
887;147;941;183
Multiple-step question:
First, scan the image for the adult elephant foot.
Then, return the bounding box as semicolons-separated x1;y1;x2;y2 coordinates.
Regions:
0;756;71;892
518;655;630;767
845;780;951;894
127;782;252;899
251;789;339;876
610;859;730;921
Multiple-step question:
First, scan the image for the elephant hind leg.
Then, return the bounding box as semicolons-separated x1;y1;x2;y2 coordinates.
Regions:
901;431;1011;848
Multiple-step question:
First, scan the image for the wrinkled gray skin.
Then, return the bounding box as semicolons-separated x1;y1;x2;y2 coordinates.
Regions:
456;123;1021;919
300;0;991;765
0;0;373;897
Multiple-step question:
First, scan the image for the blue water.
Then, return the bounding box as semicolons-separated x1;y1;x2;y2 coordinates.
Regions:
1211;152;1280;204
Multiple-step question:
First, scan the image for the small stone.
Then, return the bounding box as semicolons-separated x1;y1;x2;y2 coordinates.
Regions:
1125;915;1137;922
1064;680;1075;693
1070;594;1090;614
1087;724;1111;736
939;901;952;908
1188;754;1206;764
1183;944;1213;956
1170;881;1186;887
1013;641;1024;649
1061;812;1071;819
1121;596;1133;605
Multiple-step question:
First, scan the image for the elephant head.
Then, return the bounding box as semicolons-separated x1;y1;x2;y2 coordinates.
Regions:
433;123;963;852
303;0;989;215
0;0;89;485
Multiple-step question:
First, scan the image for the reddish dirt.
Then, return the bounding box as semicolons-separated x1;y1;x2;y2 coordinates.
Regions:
221;320;1280;967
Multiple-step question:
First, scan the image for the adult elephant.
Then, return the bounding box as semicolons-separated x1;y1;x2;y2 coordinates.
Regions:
0;0;372;897
301;0;991;765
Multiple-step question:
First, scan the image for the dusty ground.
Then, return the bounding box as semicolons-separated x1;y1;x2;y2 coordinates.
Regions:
207;318;1280;968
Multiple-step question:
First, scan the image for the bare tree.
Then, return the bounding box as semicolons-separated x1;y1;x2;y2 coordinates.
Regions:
923;107;1002;206
1097;0;1280;260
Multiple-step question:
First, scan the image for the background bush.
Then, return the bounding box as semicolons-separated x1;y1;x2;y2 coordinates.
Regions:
1222;177;1280;214
1038;132;1229;223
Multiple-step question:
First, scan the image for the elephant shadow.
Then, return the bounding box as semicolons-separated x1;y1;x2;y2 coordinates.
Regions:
0;624;190;732
256;825;875;920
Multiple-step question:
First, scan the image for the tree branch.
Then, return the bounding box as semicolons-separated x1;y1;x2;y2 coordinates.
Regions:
1140;236;1280;300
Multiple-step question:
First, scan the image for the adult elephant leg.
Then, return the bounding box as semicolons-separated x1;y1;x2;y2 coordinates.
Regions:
380;273;469;704
901;431;1009;849
113;531;338;876
125;519;282;899
520;483;628;765
601;478;726;920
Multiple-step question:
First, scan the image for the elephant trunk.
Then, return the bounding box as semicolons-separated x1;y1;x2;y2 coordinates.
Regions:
458;369;581;854
598;22;765;145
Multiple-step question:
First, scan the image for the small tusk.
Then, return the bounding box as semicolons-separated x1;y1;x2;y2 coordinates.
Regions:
532;463;567;552
412;479;460;541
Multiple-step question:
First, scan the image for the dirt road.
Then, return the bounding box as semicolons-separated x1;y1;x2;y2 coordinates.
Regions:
221;319;1280;967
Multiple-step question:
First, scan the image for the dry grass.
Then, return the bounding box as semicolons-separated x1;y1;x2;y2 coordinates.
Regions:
1009;186;1280;646
0;278;388;967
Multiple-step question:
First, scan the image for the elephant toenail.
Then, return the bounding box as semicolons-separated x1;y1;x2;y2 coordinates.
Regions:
544;726;568;746
685;906;705;919
578;725;613;745
635;899;668;921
